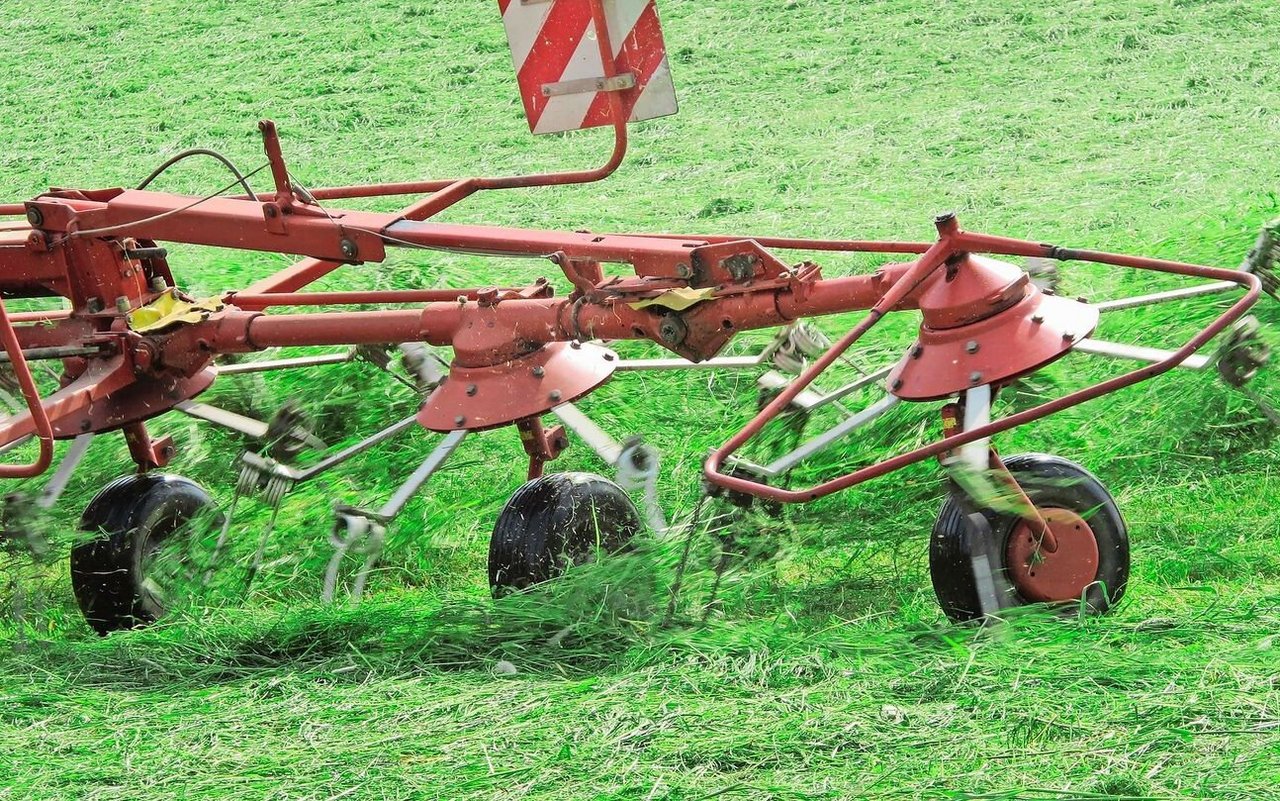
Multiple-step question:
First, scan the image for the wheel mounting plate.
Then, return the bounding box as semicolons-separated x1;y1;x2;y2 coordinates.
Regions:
1005;507;1100;603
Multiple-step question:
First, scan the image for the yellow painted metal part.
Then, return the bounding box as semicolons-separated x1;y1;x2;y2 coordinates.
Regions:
128;289;225;333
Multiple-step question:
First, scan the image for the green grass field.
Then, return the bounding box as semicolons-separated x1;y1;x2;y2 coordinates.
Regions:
2;0;1279;798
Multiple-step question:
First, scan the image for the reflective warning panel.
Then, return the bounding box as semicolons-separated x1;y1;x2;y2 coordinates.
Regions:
499;0;679;135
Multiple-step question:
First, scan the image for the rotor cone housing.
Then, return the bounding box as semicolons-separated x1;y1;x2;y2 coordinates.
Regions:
889;254;1098;401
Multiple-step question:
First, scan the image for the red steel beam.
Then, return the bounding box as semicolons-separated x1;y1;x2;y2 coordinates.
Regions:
0;296;55;476
239;181;480;295
227;289;484;310
619;232;933;254
228;265;900;353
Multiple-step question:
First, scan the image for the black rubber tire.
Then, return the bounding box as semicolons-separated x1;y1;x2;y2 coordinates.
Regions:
929;453;1129;622
489;472;641;596
71;474;218;635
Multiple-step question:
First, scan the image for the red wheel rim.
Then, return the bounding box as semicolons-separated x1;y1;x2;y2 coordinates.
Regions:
1005;507;1100;603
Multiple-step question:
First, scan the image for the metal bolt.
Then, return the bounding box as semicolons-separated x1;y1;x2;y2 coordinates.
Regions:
1076;296;1088;304
969;371;983;384
1062;332;1074;341
676;263;692;279
454;415;466;426
1031;314;1045;324
965;340;979;354
115;296;130;314
934;211;956;225
603;352;615;362
340;239;358;260
570;340;582;349
86;297;104;314
25;207;43;227
548;390;562;402
658;316;687;346
79;419;91;432
911;343;923;359
532;366;545;378
891;378;904;391
150;276;168;292
465;384;478;396
264;205;278;218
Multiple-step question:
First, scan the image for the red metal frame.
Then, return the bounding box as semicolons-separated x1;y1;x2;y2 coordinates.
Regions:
0;0;1263;503
702;222;1261;503
0;296;54;477
0;165;1259;494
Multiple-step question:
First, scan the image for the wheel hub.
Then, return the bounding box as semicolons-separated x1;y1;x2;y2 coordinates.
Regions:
1005;507;1099;603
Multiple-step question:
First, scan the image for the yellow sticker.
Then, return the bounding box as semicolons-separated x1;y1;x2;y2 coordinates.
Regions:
627;287;716;312
128;288;225;333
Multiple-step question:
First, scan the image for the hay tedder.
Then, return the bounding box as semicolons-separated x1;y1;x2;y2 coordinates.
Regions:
0;0;1275;634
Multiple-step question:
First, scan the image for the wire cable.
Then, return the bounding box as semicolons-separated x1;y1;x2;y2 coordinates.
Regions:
66;163;270;241
136;148;260;202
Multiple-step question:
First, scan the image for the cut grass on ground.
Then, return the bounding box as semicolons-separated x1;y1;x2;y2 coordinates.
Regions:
1;1;1279;799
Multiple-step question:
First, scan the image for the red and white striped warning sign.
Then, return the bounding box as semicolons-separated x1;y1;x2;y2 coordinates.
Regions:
499;0;678;135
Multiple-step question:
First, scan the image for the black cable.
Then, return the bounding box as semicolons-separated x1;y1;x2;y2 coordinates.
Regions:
67;162;269;241
136;148;259;201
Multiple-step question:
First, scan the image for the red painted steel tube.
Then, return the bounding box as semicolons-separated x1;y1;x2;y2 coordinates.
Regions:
704;237;1263;503
240;257;342;296
227;289;483;310
10;309;71;324
246;0;628;293
0;296;55;477
0;204;25;217
241;302;567;351
241;308;438;349
620;232;934;254
297;1;628;203
302;178;466;202
303;99;628;202
300;116;626;201
230;265;902;353
776;269;916;318
397;179;477;222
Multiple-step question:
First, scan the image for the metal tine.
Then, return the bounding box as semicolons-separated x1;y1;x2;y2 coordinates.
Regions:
551;404;669;533
215;349;357;376
244;479;288;590
323;513;385;604
200;333;434;592
320;429;466;603
202;463;256;586
33;433;93;510
239;414;420;490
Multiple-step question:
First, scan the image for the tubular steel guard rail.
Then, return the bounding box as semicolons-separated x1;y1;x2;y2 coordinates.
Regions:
703;226;1263;503
0;296;55;477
